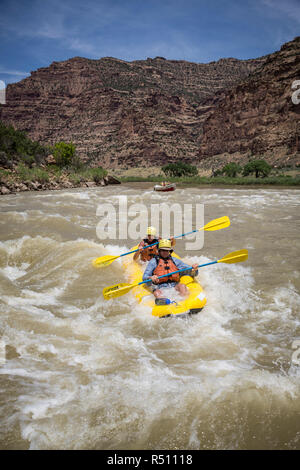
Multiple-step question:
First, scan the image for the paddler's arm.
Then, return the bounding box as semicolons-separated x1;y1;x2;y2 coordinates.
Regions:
142;258;157;282
172;258;198;277
133;241;144;261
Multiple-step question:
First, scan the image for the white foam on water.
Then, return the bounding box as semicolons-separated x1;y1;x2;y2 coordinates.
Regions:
39;191;91;200
0;235;57;256
0;263;30;280
2;285;66;307
1;188;299;450
0;210;29;221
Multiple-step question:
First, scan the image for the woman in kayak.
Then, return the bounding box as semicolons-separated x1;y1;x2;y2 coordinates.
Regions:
133;227;175;262
142;238;198;301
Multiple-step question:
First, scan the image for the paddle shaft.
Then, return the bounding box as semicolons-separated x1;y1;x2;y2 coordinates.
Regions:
102;248;247;299
94;216;230;267
130;228;203;255
140;260;217;286
128;216;230;255
139;248;247;287
98;229;203;261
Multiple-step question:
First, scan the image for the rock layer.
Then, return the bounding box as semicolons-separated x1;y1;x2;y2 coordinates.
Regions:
198;37;300;168
1;37;299;168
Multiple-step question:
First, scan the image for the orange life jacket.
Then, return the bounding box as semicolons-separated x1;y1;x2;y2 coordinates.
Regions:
153;255;180;283
140;238;159;262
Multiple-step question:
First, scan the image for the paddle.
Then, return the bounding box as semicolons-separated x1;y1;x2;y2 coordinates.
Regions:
93;216;230;268
102;249;248;300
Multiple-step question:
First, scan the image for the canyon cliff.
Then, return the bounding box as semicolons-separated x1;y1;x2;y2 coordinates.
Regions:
1;37;299;169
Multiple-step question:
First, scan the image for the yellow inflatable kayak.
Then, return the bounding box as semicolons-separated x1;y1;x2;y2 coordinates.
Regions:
122;247;207;318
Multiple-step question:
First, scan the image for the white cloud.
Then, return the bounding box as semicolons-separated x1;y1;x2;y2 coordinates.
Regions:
0;68;30;77
0;67;30;84
261;0;300;25
66;38;100;56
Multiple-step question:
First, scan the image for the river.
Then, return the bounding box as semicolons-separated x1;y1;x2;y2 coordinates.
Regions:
0;183;299;450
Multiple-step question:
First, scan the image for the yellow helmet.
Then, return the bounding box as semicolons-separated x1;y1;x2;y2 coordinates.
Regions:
147;226;156;236
158;238;172;250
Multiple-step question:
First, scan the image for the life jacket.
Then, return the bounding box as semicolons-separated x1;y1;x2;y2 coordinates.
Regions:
140;238;159;262
153;255;180;283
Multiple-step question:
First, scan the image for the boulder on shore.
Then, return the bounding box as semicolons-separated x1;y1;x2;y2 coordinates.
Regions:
45;154;56;165
1;186;10;194
104;175;121;184
0;171;121;195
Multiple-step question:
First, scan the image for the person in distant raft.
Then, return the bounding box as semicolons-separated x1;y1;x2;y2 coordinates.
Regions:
142;238;198;301
133;227;175;263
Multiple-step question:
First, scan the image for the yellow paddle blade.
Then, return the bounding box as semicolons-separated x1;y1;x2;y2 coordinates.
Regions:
218;249;248;264
103;282;137;300
202;216;230;232
92;254;119;268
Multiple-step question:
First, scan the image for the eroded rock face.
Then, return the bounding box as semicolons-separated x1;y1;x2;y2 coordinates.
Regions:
0;37;299;169
198;37;300;167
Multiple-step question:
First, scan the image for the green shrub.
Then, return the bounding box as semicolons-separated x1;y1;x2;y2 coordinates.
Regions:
220;162;242;177
47;164;62;177
69;174;82;185
20;154;35;167
162;161;198;177
34;168;49;183
69;166;107;184
52;142;76;168
16;164;49;183
0;121;47;165
92;168;105;183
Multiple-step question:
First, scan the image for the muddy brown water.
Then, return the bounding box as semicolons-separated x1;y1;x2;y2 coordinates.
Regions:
0;183;299;449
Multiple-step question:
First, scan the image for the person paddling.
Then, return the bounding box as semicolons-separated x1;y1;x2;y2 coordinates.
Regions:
133;227;175;262
142;238;198;302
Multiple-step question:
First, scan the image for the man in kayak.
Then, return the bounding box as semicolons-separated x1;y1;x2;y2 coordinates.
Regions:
142;238;198;301
133;227;175;262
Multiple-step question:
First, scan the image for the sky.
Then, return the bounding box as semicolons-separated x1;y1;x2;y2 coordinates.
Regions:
0;0;299;85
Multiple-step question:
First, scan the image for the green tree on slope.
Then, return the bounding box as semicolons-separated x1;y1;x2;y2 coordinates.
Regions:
162;161;198;178
243;159;272;178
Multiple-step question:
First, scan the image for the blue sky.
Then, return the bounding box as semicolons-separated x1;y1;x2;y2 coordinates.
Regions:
0;0;299;84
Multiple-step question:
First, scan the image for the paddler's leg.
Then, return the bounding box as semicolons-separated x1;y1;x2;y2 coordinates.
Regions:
151;282;168;300
175;282;188;297
153;287;164;299
152;285;172;305
152;282;175;300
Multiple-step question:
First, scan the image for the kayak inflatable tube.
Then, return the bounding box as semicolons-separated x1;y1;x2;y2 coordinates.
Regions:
122;247;207;318
154;183;176;192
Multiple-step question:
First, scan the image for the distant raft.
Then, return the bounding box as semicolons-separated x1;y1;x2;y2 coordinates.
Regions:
122;246;206;318
154;183;176;192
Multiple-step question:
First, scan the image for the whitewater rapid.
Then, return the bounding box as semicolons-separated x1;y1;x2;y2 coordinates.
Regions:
0;184;299;449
